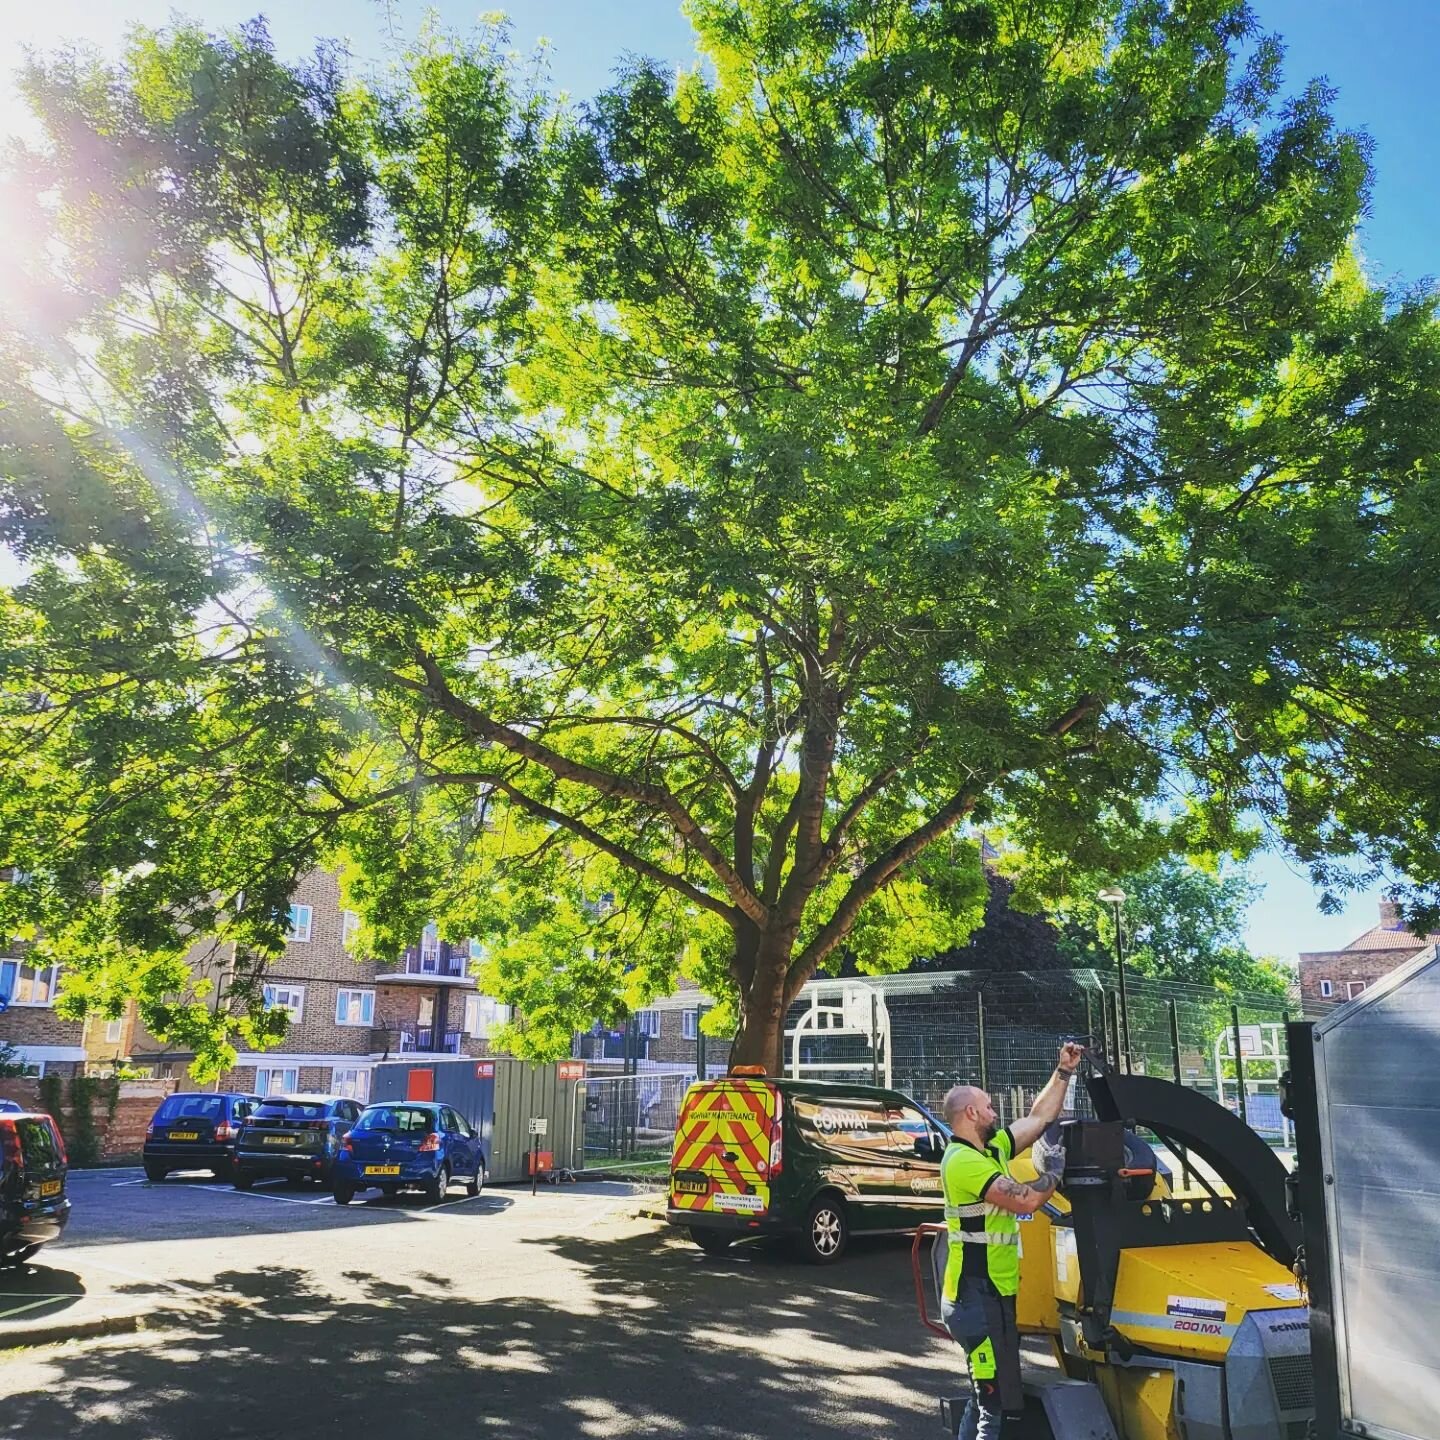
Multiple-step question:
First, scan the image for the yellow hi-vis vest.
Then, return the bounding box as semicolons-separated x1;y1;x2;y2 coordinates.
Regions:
941;1127;1020;1299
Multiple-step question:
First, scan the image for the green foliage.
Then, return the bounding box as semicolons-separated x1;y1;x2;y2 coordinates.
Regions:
1047;856;1293;997
0;4;1436;1069
0;1042;29;1079
37;1074;64;1125
65;1074;119;1167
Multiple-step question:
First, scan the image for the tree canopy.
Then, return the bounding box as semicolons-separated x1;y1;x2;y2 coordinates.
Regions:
1;1;1437;1075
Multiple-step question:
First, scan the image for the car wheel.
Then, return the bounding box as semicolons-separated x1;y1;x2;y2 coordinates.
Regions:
144;1162;168;1183
690;1227;735;1256
425;1164;449;1204
233;1169;254;1191
333;1185;355;1206
466;1159;484;1198
799;1193;848;1265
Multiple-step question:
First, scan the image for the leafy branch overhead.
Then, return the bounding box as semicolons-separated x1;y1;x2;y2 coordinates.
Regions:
1;2;1438;1073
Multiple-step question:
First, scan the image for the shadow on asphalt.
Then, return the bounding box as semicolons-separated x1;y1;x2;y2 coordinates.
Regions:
54;1173;516;1249
0;1261;84;1327
0;1224;966;1440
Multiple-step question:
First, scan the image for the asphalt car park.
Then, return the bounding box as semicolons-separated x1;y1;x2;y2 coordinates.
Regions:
0;1166;959;1440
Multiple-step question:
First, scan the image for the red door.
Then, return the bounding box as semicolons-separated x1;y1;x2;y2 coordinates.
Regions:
406;1068;435;1101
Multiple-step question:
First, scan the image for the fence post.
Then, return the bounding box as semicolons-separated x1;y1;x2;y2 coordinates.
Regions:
977;989;989;1093
1084;990;1094;1052
1168;999;1182;1083
1230;1004;1248;1126
696;1003;707;1080
1110;990;1123;1072
871;990;881;1086
1099;989;1112;1069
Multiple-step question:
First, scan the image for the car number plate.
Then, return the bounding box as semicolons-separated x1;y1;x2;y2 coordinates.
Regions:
364;1165;401;1175
263;1135;296;1145
40;1179;62;1197
672;1173;709;1195
169;1132;199;1141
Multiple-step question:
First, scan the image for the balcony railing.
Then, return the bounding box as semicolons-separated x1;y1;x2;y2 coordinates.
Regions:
397;1023;464;1055
397;950;469;979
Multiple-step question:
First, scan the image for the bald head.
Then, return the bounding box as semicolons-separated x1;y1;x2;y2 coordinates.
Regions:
943;1083;999;1146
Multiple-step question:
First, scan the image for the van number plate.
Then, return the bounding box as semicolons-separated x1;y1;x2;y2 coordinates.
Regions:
672;1173;709;1195
40;1180;62;1198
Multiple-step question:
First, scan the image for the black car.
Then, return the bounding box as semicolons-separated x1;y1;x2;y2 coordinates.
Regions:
233;1094;365;1190
1;1110;70;1266
143;1091;259;1182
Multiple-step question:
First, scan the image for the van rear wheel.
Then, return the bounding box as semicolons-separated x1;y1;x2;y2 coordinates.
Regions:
690;1227;734;1256
799;1194;848;1265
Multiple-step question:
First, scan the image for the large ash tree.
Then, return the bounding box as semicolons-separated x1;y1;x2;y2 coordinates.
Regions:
2;3;1439;1074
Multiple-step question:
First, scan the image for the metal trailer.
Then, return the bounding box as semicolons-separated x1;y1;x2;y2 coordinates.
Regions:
1286;943;1440;1440
371;1056;585;1184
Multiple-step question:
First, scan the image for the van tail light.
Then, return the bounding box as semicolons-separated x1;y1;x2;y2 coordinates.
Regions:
768;1091;784;1178
214;1122;236;1142
418;1131;441;1153
340;1132;354;1155
0;1118;19;1170
145;1123;155;1139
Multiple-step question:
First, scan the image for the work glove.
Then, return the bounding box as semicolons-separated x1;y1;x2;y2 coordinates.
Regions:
1032;1135;1065;1183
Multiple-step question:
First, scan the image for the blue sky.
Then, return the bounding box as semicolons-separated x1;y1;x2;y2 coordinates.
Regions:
2;0;1434;959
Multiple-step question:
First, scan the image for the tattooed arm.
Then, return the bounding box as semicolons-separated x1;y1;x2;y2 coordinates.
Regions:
983;1171;1059;1216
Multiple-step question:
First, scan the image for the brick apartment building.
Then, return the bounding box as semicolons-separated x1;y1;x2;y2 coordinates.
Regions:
1298;900;1440;1008
0;869;90;1076
128;868;512;1101
574;978;730;1074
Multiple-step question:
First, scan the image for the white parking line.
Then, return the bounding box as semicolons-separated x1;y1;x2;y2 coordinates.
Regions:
0;1297;71;1321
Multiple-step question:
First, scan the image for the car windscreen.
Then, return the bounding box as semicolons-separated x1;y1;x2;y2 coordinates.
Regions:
253;1101;329;1121
154;1094;226;1123
17;1118;61;1167
355;1106;435;1134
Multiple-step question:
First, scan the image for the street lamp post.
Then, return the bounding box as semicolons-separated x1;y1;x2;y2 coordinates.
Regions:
1097;886;1132;1073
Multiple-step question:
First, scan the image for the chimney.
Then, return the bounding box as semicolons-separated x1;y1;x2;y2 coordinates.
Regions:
1379;900;1403;930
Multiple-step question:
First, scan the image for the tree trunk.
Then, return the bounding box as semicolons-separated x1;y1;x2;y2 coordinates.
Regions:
729;931;798;1075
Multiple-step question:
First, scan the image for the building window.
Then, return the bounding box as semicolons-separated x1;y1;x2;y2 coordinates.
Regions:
682;1009;698;1040
330;1067;370;1102
463;994;511;1039
262;984;305;1022
469;938;485;963
342;910;361;945
1347;980;1368;999
1319;979;1333;998
255;1066;298;1096
636;1009;660;1037
287;905;313;943
0;960;61;1007
335;989;375;1027
105;1019;124;1043
419;922;440;972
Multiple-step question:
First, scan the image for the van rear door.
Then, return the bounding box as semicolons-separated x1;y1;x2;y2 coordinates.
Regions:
670;1079;777;1218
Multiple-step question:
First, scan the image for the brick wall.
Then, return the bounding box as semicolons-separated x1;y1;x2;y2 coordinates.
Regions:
0;1077;176;1162
1297;947;1420;1004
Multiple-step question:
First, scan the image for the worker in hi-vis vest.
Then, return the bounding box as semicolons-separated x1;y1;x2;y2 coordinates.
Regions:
940;1042;1084;1440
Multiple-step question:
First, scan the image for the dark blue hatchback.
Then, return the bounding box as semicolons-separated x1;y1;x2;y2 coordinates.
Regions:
143;1092;260;1182
332;1101;485;1205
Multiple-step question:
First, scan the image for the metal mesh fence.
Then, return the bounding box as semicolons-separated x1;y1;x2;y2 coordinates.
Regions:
783;968;1296;1144
577;1072;696;1173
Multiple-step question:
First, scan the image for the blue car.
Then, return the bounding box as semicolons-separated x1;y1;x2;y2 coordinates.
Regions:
332;1101;485;1206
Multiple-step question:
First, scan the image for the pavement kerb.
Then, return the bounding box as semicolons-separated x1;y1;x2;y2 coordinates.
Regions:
0;1291;257;1353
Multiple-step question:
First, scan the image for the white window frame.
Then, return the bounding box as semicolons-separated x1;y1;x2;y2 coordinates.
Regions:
463;993;511;1039
636;1009;660;1037
1319;979;1333;998
263;984;305;1022
105;1018;124;1043
330;1066;371;1102
335;988;375;1027
0;959;61;1007
682;1009;698;1041
342;910;361;945
255;1066;299;1096
1347;980;1368;999
287;904;313;943
419;922;440;972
